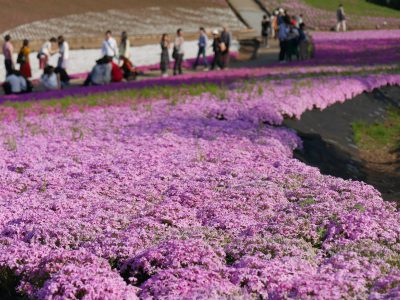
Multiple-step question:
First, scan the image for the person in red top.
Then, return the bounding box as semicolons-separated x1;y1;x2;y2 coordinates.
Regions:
111;61;123;82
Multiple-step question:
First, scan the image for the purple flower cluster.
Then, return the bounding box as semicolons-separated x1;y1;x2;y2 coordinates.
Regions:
0;71;399;299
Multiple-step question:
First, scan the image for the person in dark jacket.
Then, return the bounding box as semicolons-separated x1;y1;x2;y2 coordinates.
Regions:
336;4;347;32
211;30;223;70
220;26;231;69
160;33;170;77
193;27;209;70
261;15;271;47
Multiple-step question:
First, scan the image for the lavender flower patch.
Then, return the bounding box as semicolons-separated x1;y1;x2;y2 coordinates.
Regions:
0;72;399;299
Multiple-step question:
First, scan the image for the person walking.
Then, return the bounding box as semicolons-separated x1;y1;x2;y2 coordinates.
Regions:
210;30;223;70
3;35;14;76
336;4;347;32
38;37;57;70
160;33;170;77
173;28;184;76
101;30;119;60
220;26;231;69
17;39;32;79
193;27;209;70
261;15;271;48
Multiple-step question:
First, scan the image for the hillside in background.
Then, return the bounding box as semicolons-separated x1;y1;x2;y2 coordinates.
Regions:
0;0;244;41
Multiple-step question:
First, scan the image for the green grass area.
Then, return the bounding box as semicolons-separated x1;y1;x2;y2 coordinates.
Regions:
303;0;400;18
352;107;400;150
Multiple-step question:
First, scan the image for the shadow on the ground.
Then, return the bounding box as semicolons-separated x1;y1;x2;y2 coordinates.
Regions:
293;132;366;181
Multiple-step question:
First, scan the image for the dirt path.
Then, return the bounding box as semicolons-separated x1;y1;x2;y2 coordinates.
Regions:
284;85;400;202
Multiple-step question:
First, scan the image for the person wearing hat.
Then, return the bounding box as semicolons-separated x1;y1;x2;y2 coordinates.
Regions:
211;30;223;70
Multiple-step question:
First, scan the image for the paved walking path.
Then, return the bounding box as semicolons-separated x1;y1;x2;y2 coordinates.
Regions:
228;0;266;32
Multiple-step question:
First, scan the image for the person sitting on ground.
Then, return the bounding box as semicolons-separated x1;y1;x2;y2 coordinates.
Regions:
211;30;223;70
18;39;32;79
101;30;119;61
3;70;31;95
111;59;123;83
120;55;137;80
3;34;14;76
83;56;112;86
41;65;60;90
38;37;57;70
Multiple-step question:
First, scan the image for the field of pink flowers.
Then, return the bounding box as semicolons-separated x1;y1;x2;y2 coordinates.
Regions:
0;72;400;299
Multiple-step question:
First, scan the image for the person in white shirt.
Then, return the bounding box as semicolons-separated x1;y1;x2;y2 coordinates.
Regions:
41;66;60;90
39;37;57;70
101;30;119;59
57;35;69;70
3;70;28;94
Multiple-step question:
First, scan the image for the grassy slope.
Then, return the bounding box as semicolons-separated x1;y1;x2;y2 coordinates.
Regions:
303;0;400;18
352;108;400;150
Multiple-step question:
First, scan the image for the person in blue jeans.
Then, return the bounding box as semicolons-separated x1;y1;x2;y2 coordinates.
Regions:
193;27;209;70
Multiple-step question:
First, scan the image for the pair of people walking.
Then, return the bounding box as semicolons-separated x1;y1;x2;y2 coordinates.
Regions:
160;28;185;77
194;26;231;70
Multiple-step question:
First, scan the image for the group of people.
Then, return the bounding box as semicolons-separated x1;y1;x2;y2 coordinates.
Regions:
83;30;136;86
2;34;71;94
160;26;232;77
262;9;311;62
2;25;233;95
261;3;347;62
